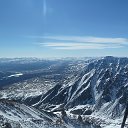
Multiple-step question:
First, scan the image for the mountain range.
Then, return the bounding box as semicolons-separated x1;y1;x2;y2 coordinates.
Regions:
0;56;128;128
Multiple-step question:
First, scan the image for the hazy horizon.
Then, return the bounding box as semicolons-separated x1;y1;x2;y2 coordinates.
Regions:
0;56;128;60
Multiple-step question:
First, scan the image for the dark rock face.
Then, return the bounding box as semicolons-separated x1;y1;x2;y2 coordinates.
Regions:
36;57;128;117
70;108;92;115
2;122;12;128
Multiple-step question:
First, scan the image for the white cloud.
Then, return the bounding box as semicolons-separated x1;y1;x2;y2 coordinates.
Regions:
40;42;122;50
37;35;128;50
43;36;128;44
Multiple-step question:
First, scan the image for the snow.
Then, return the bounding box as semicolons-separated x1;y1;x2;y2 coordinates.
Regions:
8;73;23;78
66;110;128;128
0;57;128;128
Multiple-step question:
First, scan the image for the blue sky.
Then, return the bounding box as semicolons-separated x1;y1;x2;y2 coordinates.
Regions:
0;0;128;58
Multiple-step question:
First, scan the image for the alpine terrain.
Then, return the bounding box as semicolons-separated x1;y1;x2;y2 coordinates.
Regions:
0;56;128;128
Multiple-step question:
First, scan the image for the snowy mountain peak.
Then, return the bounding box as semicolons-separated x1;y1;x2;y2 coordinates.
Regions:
34;57;128;119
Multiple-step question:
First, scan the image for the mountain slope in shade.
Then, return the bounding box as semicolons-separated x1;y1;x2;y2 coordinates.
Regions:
35;56;128;119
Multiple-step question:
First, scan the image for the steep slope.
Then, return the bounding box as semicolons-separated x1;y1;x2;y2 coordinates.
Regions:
35;56;128;119
0;99;100;128
0;99;66;128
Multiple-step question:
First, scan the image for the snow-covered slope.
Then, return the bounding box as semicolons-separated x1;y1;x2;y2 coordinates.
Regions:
35;56;128;119
0;99;67;128
0;56;128;128
0;99;101;128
